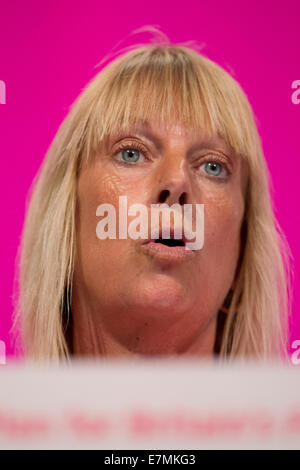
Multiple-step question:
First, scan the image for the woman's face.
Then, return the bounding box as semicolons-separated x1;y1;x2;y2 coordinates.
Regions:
73;120;248;355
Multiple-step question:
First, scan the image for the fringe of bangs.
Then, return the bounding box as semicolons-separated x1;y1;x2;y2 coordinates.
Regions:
78;45;258;168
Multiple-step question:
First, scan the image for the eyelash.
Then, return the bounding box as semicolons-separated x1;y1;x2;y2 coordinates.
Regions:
113;141;230;177
198;157;230;178
113;141;150;163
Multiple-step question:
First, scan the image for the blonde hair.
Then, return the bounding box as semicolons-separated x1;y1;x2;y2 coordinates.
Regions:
12;26;293;362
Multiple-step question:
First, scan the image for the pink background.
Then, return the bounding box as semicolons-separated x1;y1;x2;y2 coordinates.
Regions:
0;1;299;357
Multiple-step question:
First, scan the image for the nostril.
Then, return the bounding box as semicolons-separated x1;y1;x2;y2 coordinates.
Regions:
158;189;170;204
179;192;186;205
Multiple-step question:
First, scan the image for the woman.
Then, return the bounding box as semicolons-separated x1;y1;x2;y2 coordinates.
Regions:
13;29;292;362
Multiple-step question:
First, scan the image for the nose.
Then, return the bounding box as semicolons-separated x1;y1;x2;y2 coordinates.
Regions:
155;155;192;206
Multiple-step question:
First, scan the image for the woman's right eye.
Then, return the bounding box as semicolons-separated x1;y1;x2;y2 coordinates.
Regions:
112;138;154;166
120;148;141;163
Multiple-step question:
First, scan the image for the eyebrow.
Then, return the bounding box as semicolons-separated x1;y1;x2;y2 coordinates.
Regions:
108;120;163;151
108;119;231;155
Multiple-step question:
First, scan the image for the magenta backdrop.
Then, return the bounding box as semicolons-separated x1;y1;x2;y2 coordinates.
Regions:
0;1;299;357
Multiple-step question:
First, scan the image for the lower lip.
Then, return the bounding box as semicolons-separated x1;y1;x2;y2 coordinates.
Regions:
140;241;196;263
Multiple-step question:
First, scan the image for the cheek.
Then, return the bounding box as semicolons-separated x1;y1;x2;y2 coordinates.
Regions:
202;190;244;268
77;163;130;241
75;164;143;274
79;163;127;207
80;162;149;211
99;171;127;204
208;198;243;239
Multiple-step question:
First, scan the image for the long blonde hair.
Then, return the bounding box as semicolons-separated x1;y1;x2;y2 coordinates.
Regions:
12;27;293;362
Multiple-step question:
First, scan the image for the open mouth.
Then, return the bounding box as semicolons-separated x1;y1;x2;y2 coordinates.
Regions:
141;232;195;262
154;237;185;247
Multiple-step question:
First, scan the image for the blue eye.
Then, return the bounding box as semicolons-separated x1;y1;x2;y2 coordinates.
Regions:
204;161;223;176
121;148;140;163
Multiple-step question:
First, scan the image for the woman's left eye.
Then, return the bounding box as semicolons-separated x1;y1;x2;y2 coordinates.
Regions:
202;161;226;177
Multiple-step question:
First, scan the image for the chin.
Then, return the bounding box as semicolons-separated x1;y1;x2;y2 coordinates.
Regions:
132;275;193;316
